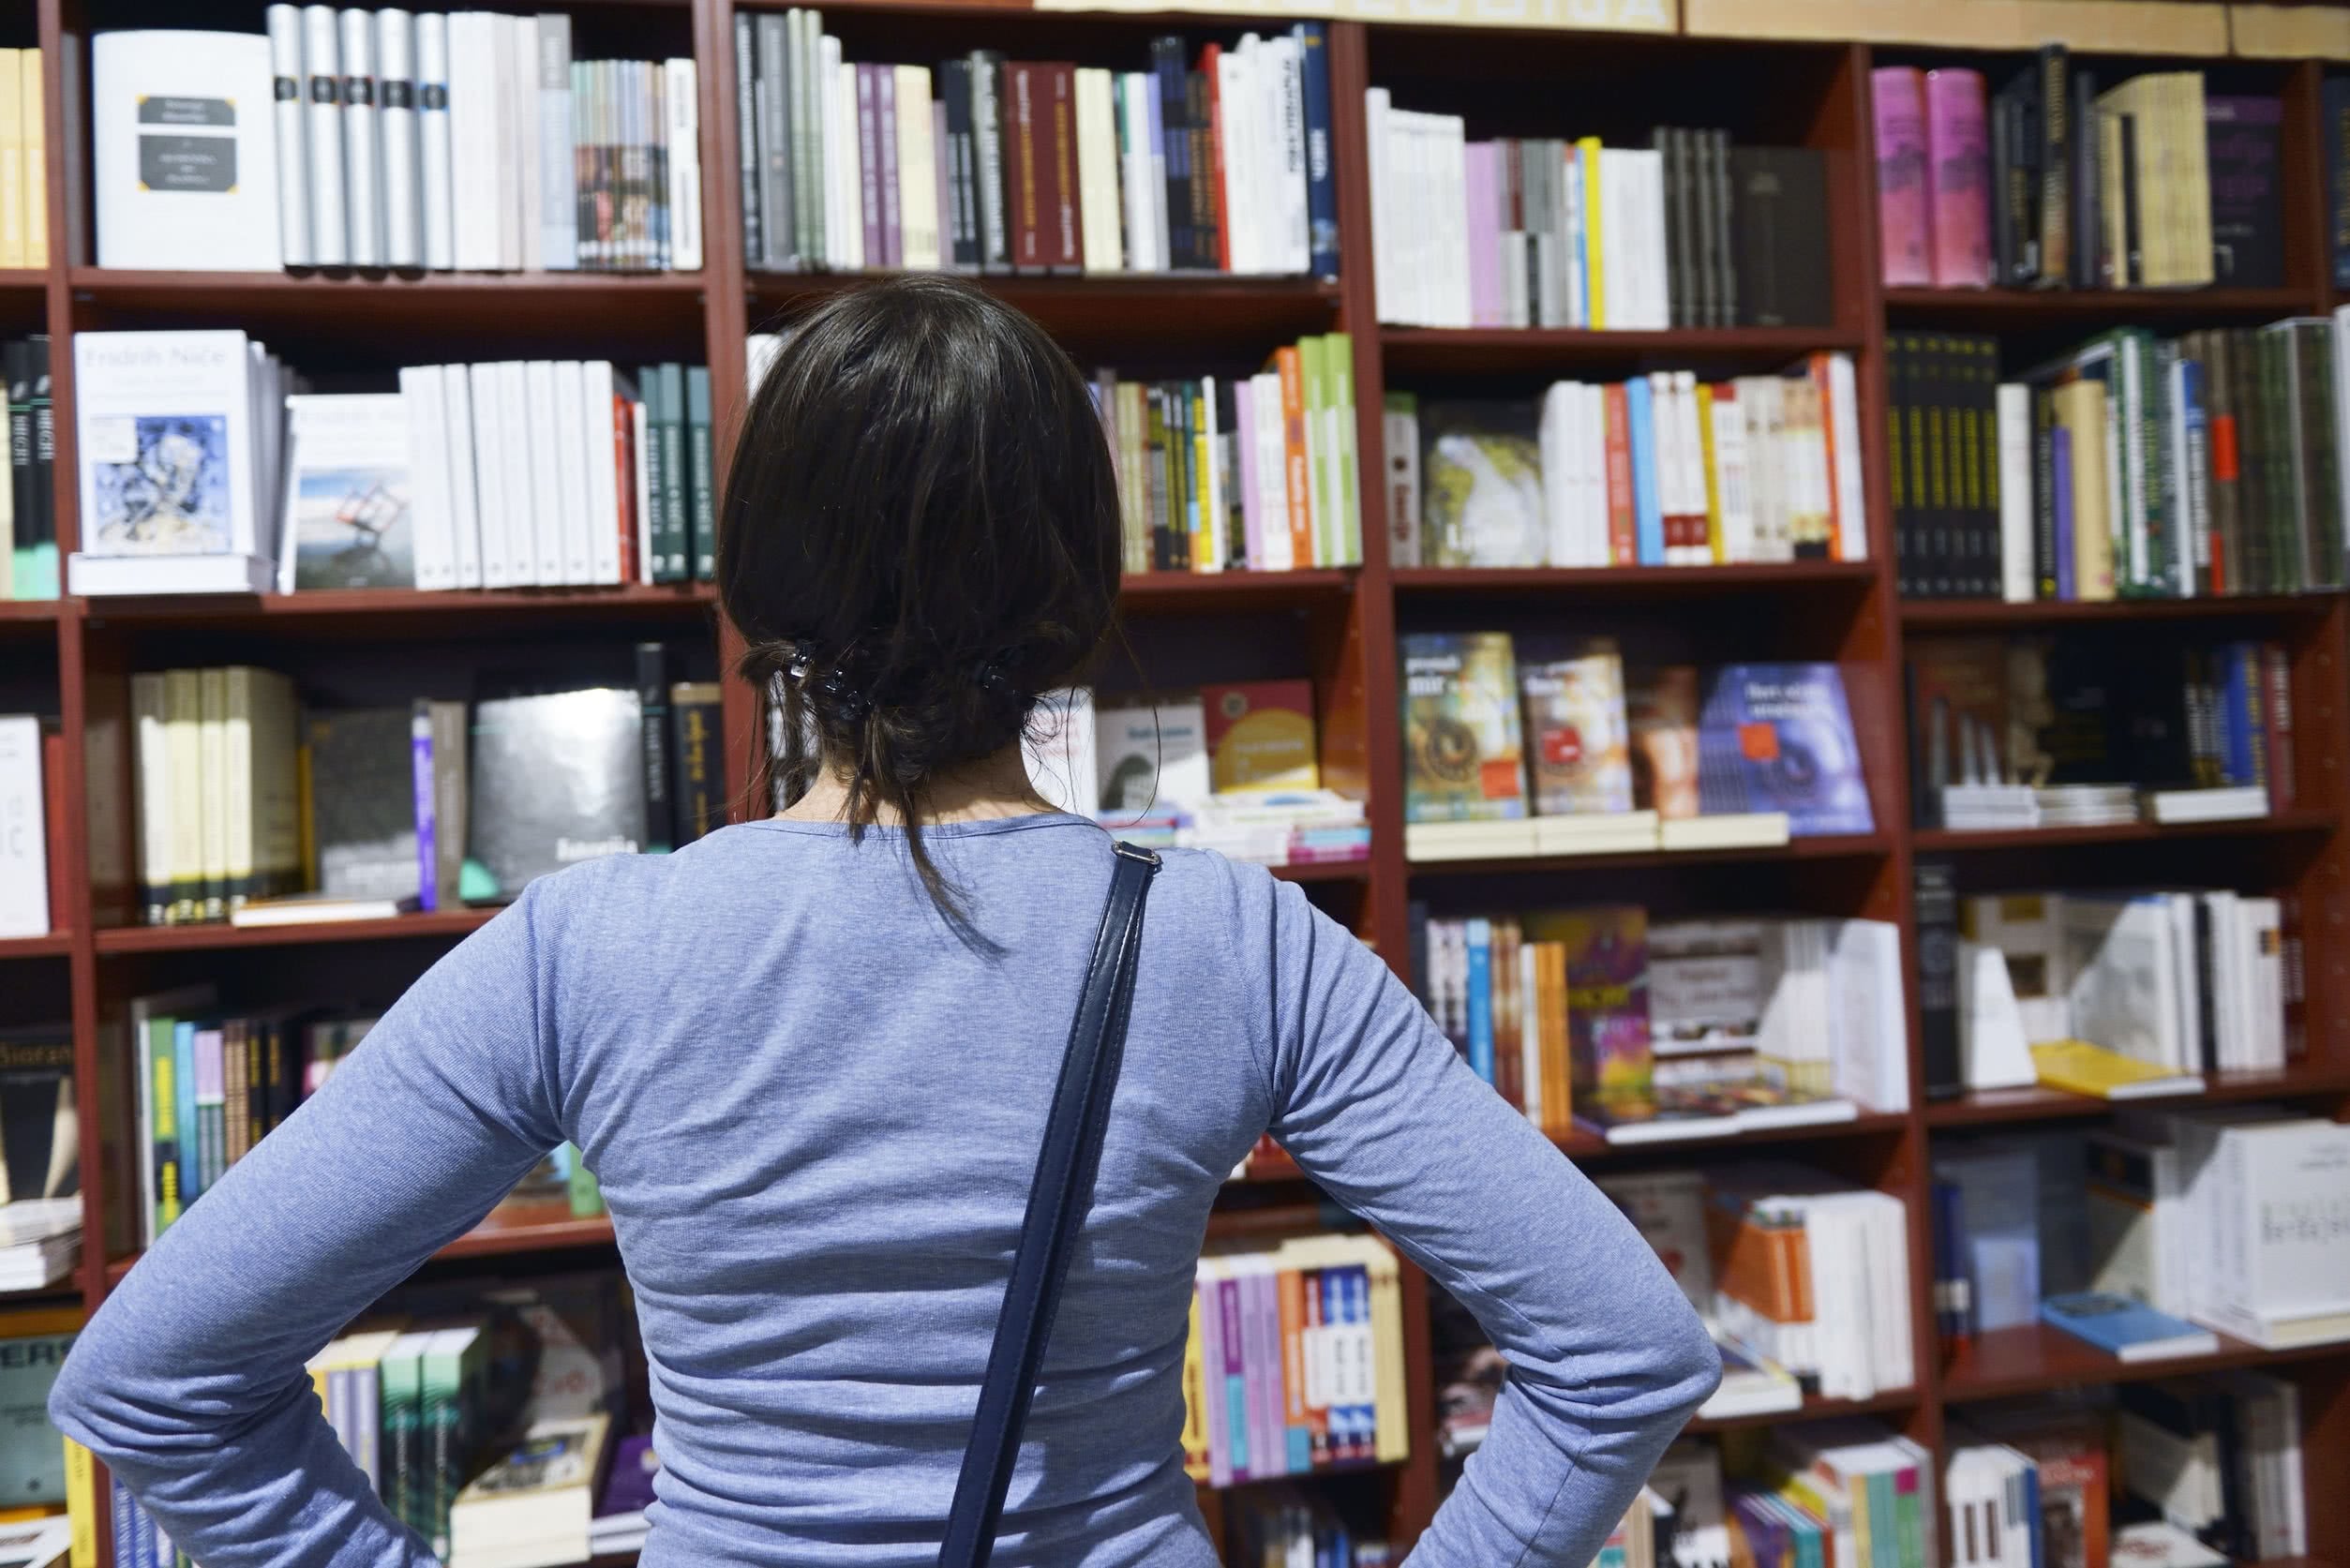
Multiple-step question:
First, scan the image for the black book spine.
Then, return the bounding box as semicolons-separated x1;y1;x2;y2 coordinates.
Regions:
970;52;1011;273
2036;44;2069;287
1152;40;1191;269
1923;335;1952;598
1889;336;1911;597
1990;91;2016;287
2298;321;2343;588
26;337;49;556
669;684;723;844
1655;127;1689;330
755;14;794;272
4;343;30;559
2070;67;2100;289
2033;384;2058;600
1707;128;1735;330
1904;334;1932;596
2118;112;2142;287
1915;859;1964;1099
1977;335;2002;597
635;644;674;854
1185;69;1216;271
941;60;979;269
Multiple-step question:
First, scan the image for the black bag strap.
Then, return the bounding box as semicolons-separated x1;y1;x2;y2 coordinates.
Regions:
938;841;1160;1568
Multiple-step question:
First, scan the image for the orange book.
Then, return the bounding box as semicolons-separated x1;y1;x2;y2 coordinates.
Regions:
1534;941;1571;1136
1200;44;1232;272
1278;1266;1308;1469
614;393;637;581
1602;382;1637;564
1706;1202;1813;1326
1276;347;1314;569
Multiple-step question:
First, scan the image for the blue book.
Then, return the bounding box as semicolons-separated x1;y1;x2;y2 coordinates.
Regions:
2052;426;2074;599
1463;918;1494;1085
2219;640;2256;787
1293;23;1339;279
173;1020;202;1207
2041;1291;2219;1361
1151;41;1191;268
1693;664;1875;835
1625;378;1665;565
2176;353;2206;596
1342;1265;1373;1458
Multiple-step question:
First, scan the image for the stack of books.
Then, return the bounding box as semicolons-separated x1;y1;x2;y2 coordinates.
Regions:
735;15;1338;278
67;330;714;597
1400;634;1874;860
92;18;699;274
1362;105;1832;331
1388;352;1867;568
1703;1167;1917;1400
2;338;55;603
1734;1422;1938;1568
0;1200;80;1293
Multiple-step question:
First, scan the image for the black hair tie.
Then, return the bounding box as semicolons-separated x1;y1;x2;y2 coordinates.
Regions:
786;637;874;724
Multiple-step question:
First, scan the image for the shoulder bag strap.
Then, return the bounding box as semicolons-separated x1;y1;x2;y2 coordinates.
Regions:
938;841;1160;1568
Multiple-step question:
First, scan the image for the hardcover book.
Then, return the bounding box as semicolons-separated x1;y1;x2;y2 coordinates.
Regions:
1517;638;1633;818
467;687;645;901
1400;633;1525;825
1525;905;1651;1110
72;332;263;565
1419;402;1545;569
279;394;413;591
1729;147;1832;328
307;707;422;903
1925;68;1993;289
1696;664;1874;835
91;31;282;271
2205;97;2283;289
1202;680;1318;794
1872;67;1931;287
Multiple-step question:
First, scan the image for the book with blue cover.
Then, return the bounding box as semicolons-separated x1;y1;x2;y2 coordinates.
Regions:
2041;1291;2219;1362
1696;664;1874;835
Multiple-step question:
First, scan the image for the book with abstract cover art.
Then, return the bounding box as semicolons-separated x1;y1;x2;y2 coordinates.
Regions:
1628;665;1700;820
1697;664;1874;835
1518;638;1633;817
1525;905;1651;1109
72;330;262;560
280;394;413;590
1400;633;1526;824
1419;401;1545;568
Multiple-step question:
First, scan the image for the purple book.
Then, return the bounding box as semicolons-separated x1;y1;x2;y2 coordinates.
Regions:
1218;1276;1250;1481
1871;67;1931;286
1234;376;1263;569
1196;1277;1231;1486
2053;424;2075;600
857;65;883;269
597;1436;659;1519
1248;1269;1282;1478
411;707;437;913
1465;141;1503;328
933;100;953;271
1925;67;1992;288
877;66;903;270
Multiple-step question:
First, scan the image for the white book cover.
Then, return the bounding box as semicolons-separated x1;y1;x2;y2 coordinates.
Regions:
265;7;314;266
1269;35;1309;276
0;717;46;938
505;15;537;272
467;362;511;585
377;9;422;269
279;393;412;590
130;675;169;924
520;360;561;582
1094;698;1208;816
337;8;382;267
415;11;455;269
1116;73;1155;274
831;55;862;272
74;331;263;566
664;58;702;272
551;360;592;584
398;366;454;590
1537;382;1578;567
444;12;496;269
894;66;939;272
2063;896;2188;1071
1822;352;1866;560
1437;115;1472;328
1074;67;1121;275
1212;50;1257;274
536;13;576;271
2241;895;2285;1068
300;6;347;266
496;361;539;581
580;363;622;585
631;396;651;584
1996;382;2033;601
1364;88;1394;323
92;30;284;271
439;364;482;587
1251;371;1291;572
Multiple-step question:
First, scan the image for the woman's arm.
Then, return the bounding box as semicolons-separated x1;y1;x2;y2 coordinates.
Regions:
1235;874;1720;1567
50;886;566;1568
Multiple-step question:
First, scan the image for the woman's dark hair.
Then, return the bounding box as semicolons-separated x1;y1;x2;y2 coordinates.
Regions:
717;276;1122;922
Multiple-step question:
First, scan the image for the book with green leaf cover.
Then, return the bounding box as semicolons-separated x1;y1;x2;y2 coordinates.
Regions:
1419;401;1545;567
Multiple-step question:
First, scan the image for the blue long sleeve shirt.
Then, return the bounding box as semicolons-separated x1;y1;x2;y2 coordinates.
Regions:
52;814;1718;1566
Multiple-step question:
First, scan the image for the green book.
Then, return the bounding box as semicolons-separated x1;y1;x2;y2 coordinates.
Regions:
656;363;688;583
419;1323;486;1560
378;1329;435;1534
685;366;715;581
1326;333;1360;566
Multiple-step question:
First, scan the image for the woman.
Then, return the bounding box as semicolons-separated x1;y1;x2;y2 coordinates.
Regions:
51;277;1718;1566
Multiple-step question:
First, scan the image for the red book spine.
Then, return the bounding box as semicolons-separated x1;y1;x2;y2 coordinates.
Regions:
1048;64;1081;270
1007;64;1044;270
614;393;637;582
2265;641;2296;812
1200;44;1231;272
1603;382;1637;564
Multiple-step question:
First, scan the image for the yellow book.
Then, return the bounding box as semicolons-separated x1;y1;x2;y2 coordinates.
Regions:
18;52;39;269
2052;378;2114;600
1368;1247;1409;1464
1178;1286;1209;1481
1577;137;1605;328
2030;1038;2204;1099
1696;383;1724;562
0;51;22;269
61;1440;94;1568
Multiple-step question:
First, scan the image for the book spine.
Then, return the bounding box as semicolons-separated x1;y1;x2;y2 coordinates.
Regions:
337;8;380;267
670;683;723;843
1186;68;1216;272
1200;45;1231;272
755;15;792;270
657;364;687;579
1926;69;1991;288
971;53;1010;271
1050;64;1081;271
533;12;575;270
1007;64;1041;271
876;62;901;270
733;15;760;264
303;6;349;267
375;11;420;269
634;646;674;854
267;7;315;267
1294;24;1337;277
686;366;714;579
2266;642;2296;811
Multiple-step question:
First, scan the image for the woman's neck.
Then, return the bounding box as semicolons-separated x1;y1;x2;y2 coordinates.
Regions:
774;741;1055;827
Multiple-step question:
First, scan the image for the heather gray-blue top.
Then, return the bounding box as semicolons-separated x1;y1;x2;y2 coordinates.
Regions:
51;812;1717;1567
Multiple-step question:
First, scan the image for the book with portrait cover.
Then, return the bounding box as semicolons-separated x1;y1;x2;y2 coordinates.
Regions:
1518;637;1633;817
72;331;264;563
1400;633;1525;824
1696;664;1874;835
1628;665;1700;821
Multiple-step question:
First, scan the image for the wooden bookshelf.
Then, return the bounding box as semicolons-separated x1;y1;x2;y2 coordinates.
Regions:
19;6;2350;1566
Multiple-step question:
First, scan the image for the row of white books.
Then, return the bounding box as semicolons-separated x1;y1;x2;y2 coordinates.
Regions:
92;18;699;274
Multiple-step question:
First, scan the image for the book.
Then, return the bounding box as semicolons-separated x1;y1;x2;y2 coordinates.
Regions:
92;31;281;270
1925;69;1992;289
0;718;45;939
1627;665;1699;822
449;1413;611;1568
1694;664;1873;836
467;686;646;900
307;707;426;903
1201;680;1317;794
1399;633;1525;825
1418;402;1543;569
1874;67;1931;287
2041;1291;2219;1362
0;1307;78;1506
278;395;413;591
1525;905;1651;1113
1517;639;1633;818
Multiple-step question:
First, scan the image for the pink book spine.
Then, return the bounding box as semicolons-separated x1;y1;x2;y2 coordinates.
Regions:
1871;67;1932;286
1234;377;1264;569
1925;67;1992;288
1465;141;1504;328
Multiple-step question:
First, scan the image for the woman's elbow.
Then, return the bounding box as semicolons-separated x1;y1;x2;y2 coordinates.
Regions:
1653;1298;1723;1421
